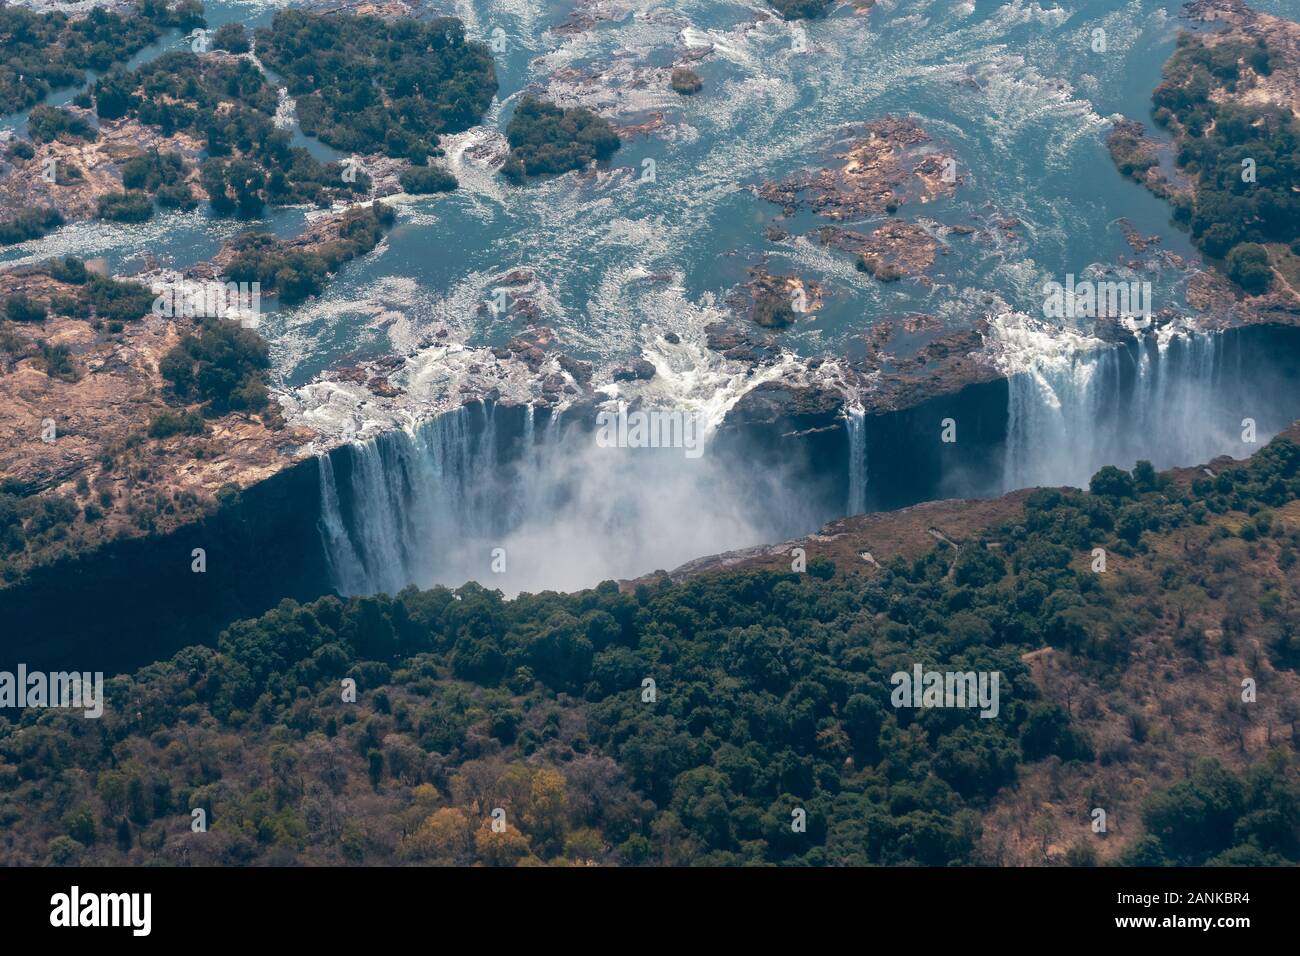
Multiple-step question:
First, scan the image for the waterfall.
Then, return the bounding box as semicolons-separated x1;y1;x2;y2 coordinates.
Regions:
1001;346;1107;491
998;329;1293;492
845;406;866;516
315;400;823;598
317;453;368;597
317;404;504;596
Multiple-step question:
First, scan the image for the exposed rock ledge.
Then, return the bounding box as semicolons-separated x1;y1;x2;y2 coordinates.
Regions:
757;116;958;220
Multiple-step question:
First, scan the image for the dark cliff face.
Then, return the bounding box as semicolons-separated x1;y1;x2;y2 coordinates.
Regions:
859;377;1010;510
714;369;1010;515
0;400;556;677
0;456;333;675
719;323;1300;515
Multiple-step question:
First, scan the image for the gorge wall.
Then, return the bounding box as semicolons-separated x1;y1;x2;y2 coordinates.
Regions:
319;323;1300;597
5;323;1300;675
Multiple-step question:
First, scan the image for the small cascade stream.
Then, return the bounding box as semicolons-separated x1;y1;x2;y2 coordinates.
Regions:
845;406;867;517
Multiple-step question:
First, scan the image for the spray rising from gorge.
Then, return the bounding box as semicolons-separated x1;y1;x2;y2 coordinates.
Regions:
317;401;823;596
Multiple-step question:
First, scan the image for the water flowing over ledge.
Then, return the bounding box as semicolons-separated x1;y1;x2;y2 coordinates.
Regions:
317;400;824;597
319;324;1300;599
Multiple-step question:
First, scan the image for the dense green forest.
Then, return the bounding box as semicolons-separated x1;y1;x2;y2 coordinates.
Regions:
1148;31;1299;290
2;8;489;239
0;1;202;114
1121;753;1298;866
253;12;497;163
71;11;497;220
502;96;621;182
2;437;1296;866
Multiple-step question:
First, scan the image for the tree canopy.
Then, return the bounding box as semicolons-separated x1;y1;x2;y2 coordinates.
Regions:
1150;33;1299;289
253;12;497;163
502;96;621;182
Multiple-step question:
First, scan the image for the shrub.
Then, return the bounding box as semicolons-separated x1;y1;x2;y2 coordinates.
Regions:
0;208;64;246
154;181;197;209
44;257;89;285
1225;243;1272;294
1090;465;1136;498
768;0;831;19
39;341;75;380
953;547;1006;588
27;105;97;143
670;68;703;95
148;409;207;438
751;294;796;328
4;294;48;323
46;836;84;866
97;190;154;223
74;276;155;323
121;150;192;203
211;23;250;54
159;318;271;413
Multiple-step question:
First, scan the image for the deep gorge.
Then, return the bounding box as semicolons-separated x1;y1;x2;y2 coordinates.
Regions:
5;323;1300;675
